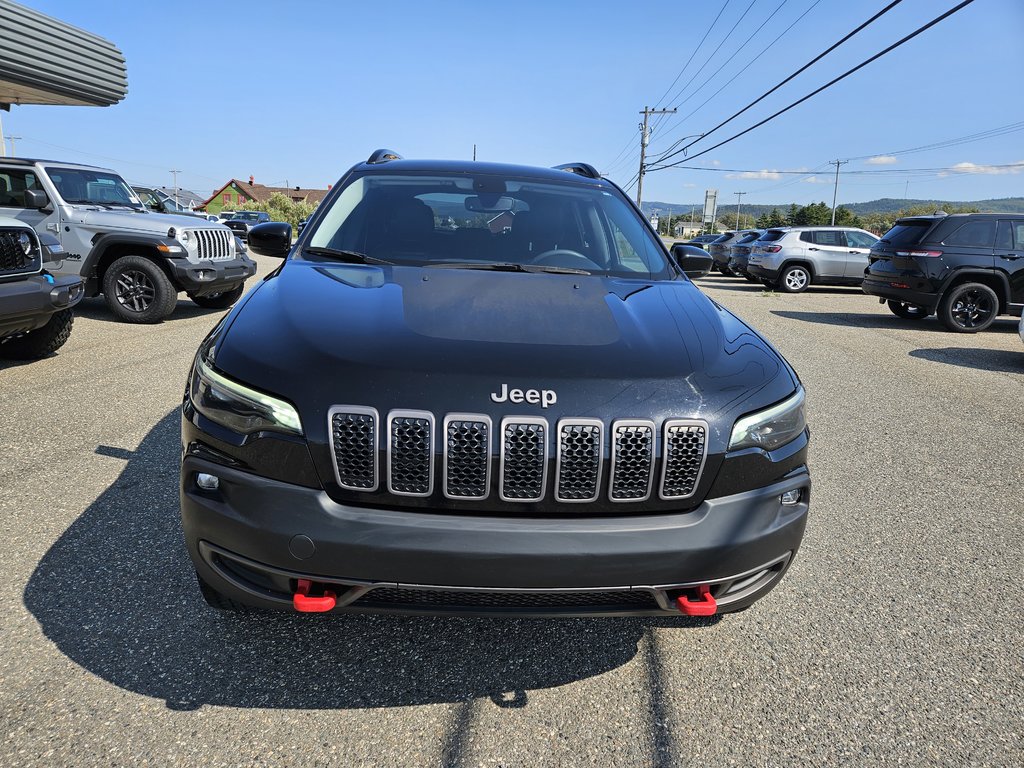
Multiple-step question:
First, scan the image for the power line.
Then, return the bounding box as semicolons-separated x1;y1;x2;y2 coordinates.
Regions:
637;107;677;206
650;0;979;172
650;0;907;168
846;120;1024;162
651;0;734;112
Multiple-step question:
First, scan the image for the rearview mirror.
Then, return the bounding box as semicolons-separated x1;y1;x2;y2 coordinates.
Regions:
670;243;713;279
465;195;514;213
247;221;292;258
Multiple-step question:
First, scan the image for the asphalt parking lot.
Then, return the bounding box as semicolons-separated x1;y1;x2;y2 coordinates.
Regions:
1;260;1022;767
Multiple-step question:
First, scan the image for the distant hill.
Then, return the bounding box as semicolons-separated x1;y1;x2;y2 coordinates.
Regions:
642;197;1024;218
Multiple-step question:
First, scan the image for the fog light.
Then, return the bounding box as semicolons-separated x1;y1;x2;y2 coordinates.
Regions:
196;472;220;491
781;489;802;506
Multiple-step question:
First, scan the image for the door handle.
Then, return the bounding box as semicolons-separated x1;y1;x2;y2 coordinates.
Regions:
998;253;1021;260
808;247;819;251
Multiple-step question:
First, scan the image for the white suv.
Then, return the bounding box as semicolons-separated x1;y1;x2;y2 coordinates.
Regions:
747;226;879;293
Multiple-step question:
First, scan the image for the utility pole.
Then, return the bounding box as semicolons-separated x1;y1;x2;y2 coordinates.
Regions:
0;113;6;158
689;204;696;236
636;106;676;207
473;144;477;161
170;169;181;207
829;159;848;225
7;135;21;156
733;191;747;229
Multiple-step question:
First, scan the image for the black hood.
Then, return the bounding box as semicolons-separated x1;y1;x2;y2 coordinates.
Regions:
214;261;796;449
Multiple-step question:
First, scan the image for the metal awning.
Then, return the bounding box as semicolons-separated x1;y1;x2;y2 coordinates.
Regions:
0;0;127;109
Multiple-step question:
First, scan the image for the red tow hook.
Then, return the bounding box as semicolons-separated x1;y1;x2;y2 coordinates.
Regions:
293;579;337;613
676;584;717;616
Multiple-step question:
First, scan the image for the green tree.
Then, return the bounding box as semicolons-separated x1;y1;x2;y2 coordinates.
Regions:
237;193;316;231
756;208;786;229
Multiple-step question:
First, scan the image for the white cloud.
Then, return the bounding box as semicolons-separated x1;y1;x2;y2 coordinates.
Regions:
949;160;1024;175
682;183;697;188
866;155;898;165
725;170;781;180
802;176;828;184
710;160;721;166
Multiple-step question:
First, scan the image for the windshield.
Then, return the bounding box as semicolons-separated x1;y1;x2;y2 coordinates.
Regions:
306;171;672;279
48;167;143;209
233;212;262;222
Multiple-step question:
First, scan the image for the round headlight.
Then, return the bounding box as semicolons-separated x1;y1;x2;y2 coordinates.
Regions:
18;232;32;254
180;230;191;243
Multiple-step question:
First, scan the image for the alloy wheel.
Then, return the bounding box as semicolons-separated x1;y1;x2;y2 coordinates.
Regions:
950;289;995;329
115;269;157;313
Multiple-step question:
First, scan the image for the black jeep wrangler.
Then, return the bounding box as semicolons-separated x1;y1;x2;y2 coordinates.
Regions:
181;151;811;618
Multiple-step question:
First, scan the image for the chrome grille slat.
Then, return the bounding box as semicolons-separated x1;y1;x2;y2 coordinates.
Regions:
659;420;708;500
500;417;547;502
387;410;434;497
190;228;232;260
609;420;655;502
443;414;491;500
555;419;603;503
329;406;379;491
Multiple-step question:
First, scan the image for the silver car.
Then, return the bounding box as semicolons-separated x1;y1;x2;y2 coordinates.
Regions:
747;226;879;293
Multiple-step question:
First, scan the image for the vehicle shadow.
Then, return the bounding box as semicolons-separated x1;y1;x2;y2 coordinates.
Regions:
909;347;1024;373
772;310;1022;334
73;296;222;323
24;410;717;712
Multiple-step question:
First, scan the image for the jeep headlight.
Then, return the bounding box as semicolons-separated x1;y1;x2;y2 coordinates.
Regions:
189;352;303;436
728;387;805;452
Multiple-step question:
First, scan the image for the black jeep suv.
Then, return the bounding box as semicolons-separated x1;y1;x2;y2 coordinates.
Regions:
862;213;1024;332
180;150;810;618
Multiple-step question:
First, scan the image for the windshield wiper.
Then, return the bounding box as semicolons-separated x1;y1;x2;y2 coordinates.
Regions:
427;261;591;276
303;246;394;265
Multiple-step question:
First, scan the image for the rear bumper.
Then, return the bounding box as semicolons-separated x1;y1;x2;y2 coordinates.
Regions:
747;264;780;282
861;275;939;310
181;455;810;616
0;274;83;339
168;255;256;296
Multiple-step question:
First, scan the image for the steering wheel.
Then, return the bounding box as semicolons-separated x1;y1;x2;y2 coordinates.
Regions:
530;249;602;270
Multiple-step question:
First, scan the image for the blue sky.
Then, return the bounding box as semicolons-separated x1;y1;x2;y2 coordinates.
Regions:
7;0;1023;208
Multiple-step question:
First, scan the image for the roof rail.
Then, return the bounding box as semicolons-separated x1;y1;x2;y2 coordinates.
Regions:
552;162;602;180
367;149;403;164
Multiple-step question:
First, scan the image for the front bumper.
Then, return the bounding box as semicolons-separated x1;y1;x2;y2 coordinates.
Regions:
181;455;810;616
168;255;256;296
0;274;83;339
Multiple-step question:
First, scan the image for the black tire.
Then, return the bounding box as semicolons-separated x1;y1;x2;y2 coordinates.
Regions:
0;309;74;360
886;300;930;320
102;255;178;324
196;572;254;612
938;282;999;333
779;264;812;293
189;283;245;309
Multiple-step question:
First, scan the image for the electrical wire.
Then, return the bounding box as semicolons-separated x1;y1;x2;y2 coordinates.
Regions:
650;0;907;168
649;0;979;172
650;0;734;114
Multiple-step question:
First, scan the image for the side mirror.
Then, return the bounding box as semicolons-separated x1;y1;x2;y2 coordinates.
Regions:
247;221;292;257
671;244;713;279
24;189;49;209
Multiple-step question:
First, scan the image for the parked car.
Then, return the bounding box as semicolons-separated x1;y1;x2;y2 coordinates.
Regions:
223;211;271;241
707;230;759;275
0;217;84;359
217;211;237;222
862;213;1024;332
0;158;255;323
726;230;765;282
181;149;810;618
746;226;879;293
686;234;721;249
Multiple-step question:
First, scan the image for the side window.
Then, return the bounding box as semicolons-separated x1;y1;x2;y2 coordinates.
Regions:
944;220;995;247
996;220;1024;250
812;230;846;247
0;169;41;207
846;231;878;249
799;231;814;244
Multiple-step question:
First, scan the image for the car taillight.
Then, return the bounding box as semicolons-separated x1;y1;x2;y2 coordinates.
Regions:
895;249;942;257
763;245;782;253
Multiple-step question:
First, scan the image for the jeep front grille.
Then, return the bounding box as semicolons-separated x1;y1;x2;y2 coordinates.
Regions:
191;228;232;260
0;228;41;277
328;408;708;505
443;415;491;499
